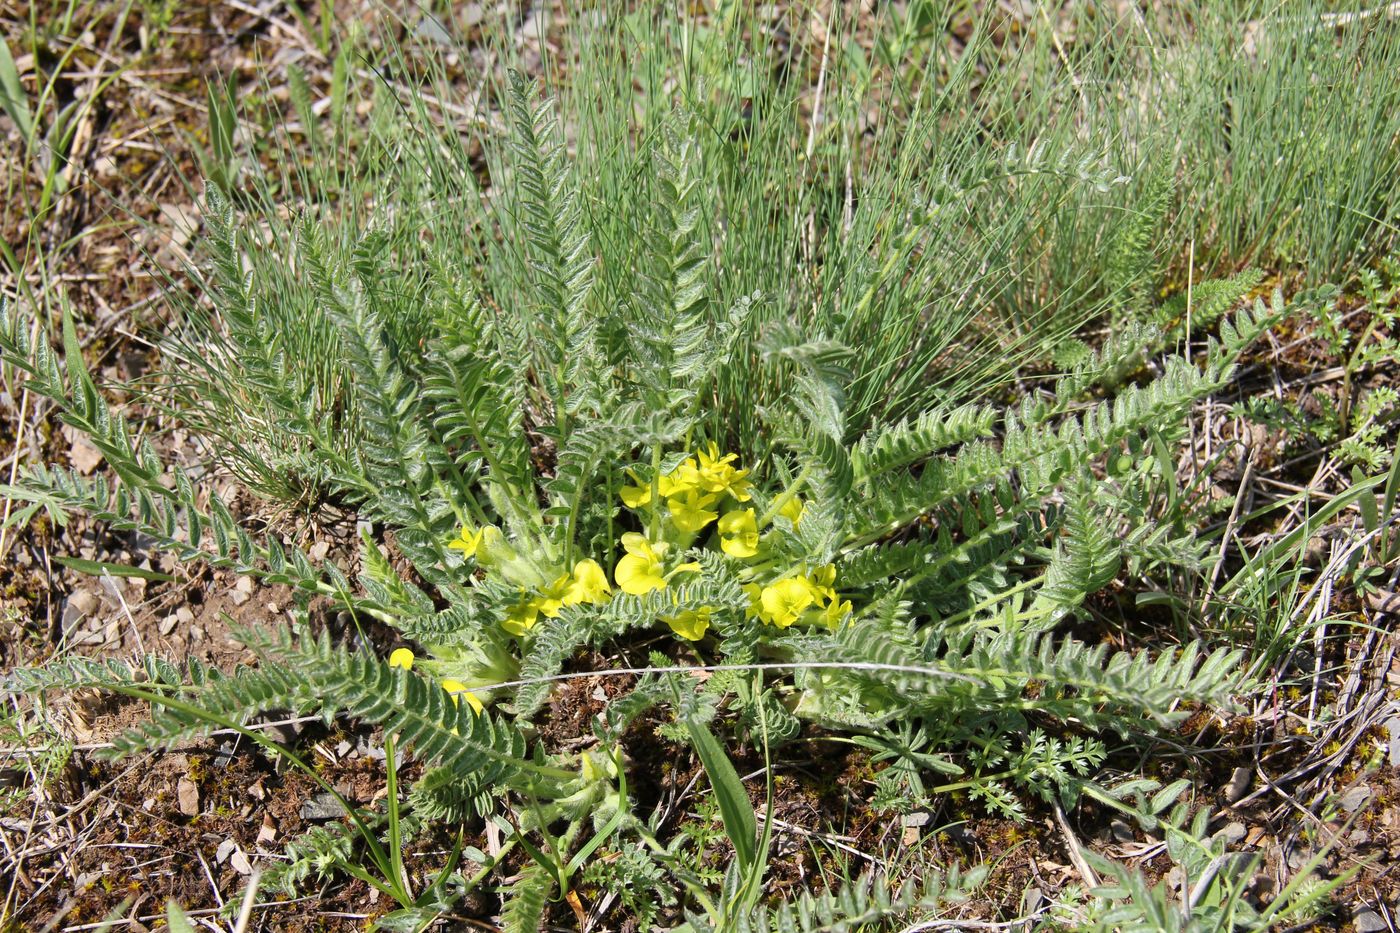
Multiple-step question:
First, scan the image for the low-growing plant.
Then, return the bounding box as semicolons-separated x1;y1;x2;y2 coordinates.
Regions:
0;80;1284;924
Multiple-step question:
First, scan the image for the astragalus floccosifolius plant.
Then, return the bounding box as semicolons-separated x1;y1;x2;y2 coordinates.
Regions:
0;70;1288;923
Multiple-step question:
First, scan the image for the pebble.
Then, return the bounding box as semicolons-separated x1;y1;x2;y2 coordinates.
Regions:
68;589;100;617
215;838;237;864
176;607;195;625
159;615;179;636
1224;766;1252;803
300;792;346;822
176;778;200;817
257;813;277;845
1110;819;1135;843
1354;908;1387;933
230;849;253;875
1213;821;1247;846
1340;785;1372;814
1386;717;1400;768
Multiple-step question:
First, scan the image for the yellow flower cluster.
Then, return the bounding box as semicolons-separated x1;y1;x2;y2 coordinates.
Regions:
621;444;759;552
388;648;485;713
501;558;613;636
437;444;845;646
745;565;852;630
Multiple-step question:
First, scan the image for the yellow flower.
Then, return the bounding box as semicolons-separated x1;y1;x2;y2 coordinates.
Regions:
695;443;752;501
718;508;759;558
663;607;712;641
502;590;541;636
536;574;572;618
743;582;764;619
620;470;655;509
667;487;720;534
758;577;816;628
821;597;853;630
564;558;611;605
388;648;415;671
621;470;682;508
615;533;668;595
808;564;838;603
778;496;805;527
441;678;484;714
448;525;485;557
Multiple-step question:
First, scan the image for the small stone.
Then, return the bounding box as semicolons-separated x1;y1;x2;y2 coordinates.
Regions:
308;541;331;562
1350;829;1371;845
1385;717;1400;768
901;811;931;828
69;589;100;617
230;849;252;875
1224;766;1252;803
257;813;277;845
215;838;237;864
68;434;104;475
335;740;353;758
248;780;265;801
1340;785;1372;814
190;625;205;642
177;778;200;817
229;588;251;607
1213;821;1247;846
266;602;279;615
1354;908;1387;932
234;575;254;595
300;792;345;822
143;797;156;812
1110;819;1135;843
159;615;179;636
176;607;195;624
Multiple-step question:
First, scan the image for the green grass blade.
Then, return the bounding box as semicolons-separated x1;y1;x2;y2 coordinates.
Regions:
0;35;32;141
684;717;756;875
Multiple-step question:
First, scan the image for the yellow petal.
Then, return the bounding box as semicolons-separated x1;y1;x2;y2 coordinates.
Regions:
663;608;711;641
537;575;571;618
501;593;541;636
620;483;653;508
441;678;484;714
616;553;665;595
759;578;815;628
566;558;612;604
779;496;804;526
447;526;484;556
620;532;655;559
668;489;720;534
822;598;853;630
718;508;759;558
388;648;415;671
